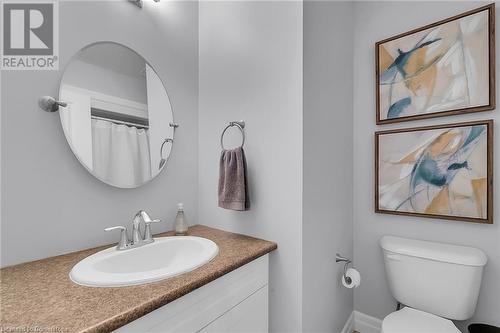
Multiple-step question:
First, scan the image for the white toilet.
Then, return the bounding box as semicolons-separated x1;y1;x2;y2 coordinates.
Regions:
380;236;487;333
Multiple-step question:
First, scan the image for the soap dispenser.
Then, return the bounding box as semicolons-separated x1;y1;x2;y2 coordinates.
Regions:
174;203;189;235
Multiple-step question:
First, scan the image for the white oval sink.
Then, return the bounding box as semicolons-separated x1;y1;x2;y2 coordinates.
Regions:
70;236;219;287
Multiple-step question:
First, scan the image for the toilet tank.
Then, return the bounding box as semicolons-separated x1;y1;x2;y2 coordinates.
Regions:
380;236;487;320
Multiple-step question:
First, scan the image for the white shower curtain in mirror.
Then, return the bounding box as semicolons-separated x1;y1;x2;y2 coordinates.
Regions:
92;119;152;187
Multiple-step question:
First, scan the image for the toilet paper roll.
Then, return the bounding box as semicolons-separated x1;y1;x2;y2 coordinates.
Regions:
342;268;361;289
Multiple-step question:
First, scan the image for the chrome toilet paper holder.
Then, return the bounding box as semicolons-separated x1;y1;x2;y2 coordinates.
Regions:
336;253;353;284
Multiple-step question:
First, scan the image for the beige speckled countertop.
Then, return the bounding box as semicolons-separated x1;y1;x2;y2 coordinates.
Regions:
0;225;277;333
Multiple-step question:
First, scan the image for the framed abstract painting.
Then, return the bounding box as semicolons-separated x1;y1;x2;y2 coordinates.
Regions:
376;4;495;124
375;120;493;224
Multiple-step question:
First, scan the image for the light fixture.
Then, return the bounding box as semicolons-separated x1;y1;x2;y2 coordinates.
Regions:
129;0;160;9
129;0;142;8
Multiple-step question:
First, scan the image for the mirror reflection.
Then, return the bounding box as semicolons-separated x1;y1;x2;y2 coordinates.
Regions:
59;42;174;188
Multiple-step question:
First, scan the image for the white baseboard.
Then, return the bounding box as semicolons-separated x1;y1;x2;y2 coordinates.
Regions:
341;310;382;333
353;311;382;333
340;312;354;333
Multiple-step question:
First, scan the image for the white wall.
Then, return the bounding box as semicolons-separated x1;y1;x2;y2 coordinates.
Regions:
198;1;303;331
1;0;199;266
353;2;500;330
62;59;148;105
302;1;354;332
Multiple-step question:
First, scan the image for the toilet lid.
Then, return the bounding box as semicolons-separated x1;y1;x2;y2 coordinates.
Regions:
382;307;461;333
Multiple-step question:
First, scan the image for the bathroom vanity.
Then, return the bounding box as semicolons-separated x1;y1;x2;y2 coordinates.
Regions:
116;254;269;333
0;225;277;333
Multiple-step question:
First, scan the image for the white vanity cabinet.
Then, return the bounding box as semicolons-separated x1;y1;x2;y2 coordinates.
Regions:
114;255;269;333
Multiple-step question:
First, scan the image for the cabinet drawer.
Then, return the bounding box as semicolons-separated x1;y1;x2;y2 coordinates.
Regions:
199;285;268;333
115;254;269;333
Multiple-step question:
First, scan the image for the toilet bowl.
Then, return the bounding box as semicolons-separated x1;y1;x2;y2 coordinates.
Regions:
381;307;460;333
380;236;487;333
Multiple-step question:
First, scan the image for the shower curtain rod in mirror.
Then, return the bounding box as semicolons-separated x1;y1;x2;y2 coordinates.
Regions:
91;108;149;129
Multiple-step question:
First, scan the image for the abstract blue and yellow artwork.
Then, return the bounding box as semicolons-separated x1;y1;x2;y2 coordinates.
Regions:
376;4;495;124
376;121;493;223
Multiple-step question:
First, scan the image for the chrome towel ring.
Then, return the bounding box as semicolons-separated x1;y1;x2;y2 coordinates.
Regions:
220;120;245;150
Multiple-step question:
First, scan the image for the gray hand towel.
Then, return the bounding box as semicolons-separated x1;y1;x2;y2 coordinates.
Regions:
218;147;250;211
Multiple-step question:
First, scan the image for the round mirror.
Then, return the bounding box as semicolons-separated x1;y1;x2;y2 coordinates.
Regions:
59;42;175;188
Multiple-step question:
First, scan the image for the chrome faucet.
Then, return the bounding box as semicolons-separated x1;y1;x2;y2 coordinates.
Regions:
132;211;144;244
105;210;162;250
133;210;161;244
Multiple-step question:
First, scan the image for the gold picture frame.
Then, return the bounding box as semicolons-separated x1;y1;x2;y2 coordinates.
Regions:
375;120;493;224
376;4;495;124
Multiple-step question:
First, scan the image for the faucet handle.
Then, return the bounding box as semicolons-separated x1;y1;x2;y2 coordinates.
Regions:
140;210;156;223
104;226;126;232
143;219;162;243
105;226;129;250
